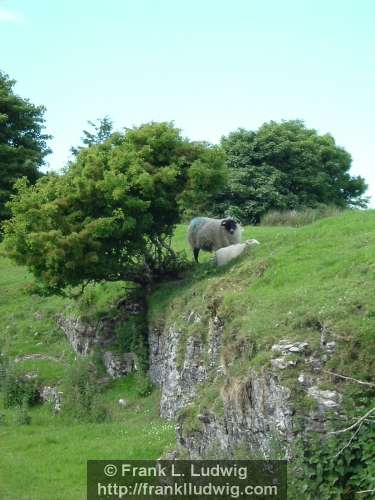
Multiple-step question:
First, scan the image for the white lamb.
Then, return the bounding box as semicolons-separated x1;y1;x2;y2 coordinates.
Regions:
214;239;260;266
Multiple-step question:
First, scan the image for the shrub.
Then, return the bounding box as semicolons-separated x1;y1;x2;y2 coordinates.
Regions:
290;400;375;499
1;361;39;408
115;315;149;372
134;372;154;397
61;358;109;422
14;399;32;426
3;122;223;293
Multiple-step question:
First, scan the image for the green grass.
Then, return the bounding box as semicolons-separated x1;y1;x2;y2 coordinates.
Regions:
69;280;135;321
0;376;175;500
0;255;73;383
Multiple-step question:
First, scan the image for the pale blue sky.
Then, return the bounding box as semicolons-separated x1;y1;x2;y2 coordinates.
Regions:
1;0;374;204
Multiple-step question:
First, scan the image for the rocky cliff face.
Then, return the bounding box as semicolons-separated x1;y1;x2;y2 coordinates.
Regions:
149;313;224;419
58;292;342;458
176;372;295;459
149;311;342;459
57;315;99;356
58;297;145;378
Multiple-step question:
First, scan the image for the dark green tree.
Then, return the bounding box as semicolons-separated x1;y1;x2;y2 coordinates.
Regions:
3;122;226;292
217;120;368;223
0;71;51;222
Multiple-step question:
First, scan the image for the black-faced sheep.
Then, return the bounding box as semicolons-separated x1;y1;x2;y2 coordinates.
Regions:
187;217;241;262
214;239;260;266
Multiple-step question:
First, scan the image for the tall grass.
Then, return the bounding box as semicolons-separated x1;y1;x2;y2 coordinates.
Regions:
261;205;345;227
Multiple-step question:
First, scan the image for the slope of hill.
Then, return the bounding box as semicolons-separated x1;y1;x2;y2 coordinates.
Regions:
156;210;375;383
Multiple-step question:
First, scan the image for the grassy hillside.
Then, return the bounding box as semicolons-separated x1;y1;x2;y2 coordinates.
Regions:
1;210;375;498
0;256;70;383
153;211;375;383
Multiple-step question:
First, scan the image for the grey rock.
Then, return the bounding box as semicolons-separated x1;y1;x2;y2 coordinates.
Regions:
148;309;344;460
103;352;136;379
187;311;201;324
39;386;63;413
58;296;146;378
325;341;337;354
149;317;297;459
15;353;60;363
307;386;342;410
297;372;315;387
161;450;178;460
177;373;294;459
271;340;309;355
271;357;297;370
148;315;225;419
306;355;325;371
207;315;224;371
149;326;207;419
57;315;98;356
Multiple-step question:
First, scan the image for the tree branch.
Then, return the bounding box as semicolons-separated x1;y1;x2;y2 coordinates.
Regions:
323;369;375;388
329;407;375;435
334;420;365;458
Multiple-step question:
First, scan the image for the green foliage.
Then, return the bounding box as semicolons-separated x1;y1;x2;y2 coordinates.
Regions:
70;116;113;156
290;409;375;499
14;399;32;425
61;357;108;422
133;372;154;397
216;121;368;223
177;146;228;219
261;205;344;227
3;122;223;292
1;360;39;408
115;315;149;371
74;280;130;321
0;71;51;223
2;210;375;497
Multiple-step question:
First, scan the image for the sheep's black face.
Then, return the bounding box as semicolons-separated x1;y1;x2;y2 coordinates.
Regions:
221;218;237;234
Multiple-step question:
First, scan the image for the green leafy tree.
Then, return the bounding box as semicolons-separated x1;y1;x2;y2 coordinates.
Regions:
3;122;226;292
218;121;368;223
0;71;51;222
177;144;228;219
70;116;113;156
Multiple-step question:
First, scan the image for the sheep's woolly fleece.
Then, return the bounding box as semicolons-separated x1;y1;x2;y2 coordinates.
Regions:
187;217;242;253
214;239;260;266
